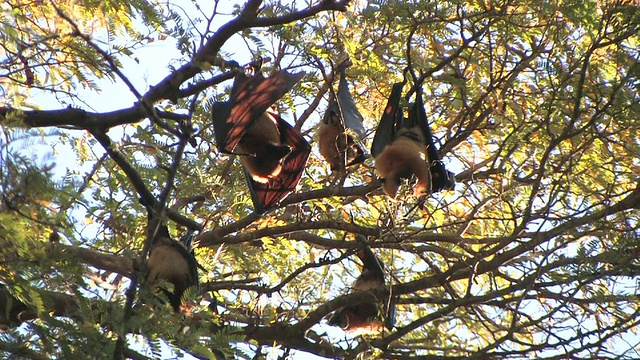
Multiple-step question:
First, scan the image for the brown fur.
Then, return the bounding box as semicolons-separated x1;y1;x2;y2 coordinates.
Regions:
147;241;192;311
318;120;342;170
353;272;385;292
147;244;191;286
236;112;291;183
374;127;430;198
318;114;363;171
331;304;385;336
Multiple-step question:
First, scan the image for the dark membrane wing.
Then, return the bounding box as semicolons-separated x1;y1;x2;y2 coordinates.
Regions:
322;94;368;168
357;246;385;278
336;70;366;140
431;163;456;192
224;71;305;153
179;231;200;291
245;116;310;213
411;90;456;192
384;297;396;330
409;90;437;160
371;81;405;157
211;101;233;154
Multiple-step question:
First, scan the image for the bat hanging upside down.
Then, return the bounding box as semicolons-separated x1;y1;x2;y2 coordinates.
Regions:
374;125;430;199
328;246;396;336
142;201;199;313
371;80;455;203
211;65;311;212
318;67;368;171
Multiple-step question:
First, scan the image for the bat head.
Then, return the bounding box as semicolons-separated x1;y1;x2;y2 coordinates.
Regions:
244;115;311;213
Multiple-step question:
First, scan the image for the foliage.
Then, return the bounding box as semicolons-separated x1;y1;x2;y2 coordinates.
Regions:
1;0;639;359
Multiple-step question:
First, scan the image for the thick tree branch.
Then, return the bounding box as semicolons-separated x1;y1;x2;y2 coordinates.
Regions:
46;243;134;278
200;219;379;247
0;105;187;131
1;1;348;133
144;0;349;105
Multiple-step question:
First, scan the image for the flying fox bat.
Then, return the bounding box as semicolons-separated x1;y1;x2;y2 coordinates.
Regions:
143;202;199;312
242;111;311;213
318;69;368;171
371;83;455;201
211;68;311;212
328;246;396;335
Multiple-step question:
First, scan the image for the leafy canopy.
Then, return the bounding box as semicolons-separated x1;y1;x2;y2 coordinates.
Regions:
1;0;639;359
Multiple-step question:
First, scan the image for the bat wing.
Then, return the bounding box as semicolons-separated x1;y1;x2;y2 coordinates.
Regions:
336;69;367;141
322;70;369;167
245;116;310;213
179;231;200;289
410;90;456;192
222;71;305;153
357;246;384;275
384;297;396;330
211;101;233;153
336;70;368;165
371;82;405;157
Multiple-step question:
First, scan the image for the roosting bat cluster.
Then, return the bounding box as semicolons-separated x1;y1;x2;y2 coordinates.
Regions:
209;61;455;213
143;61;456;337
